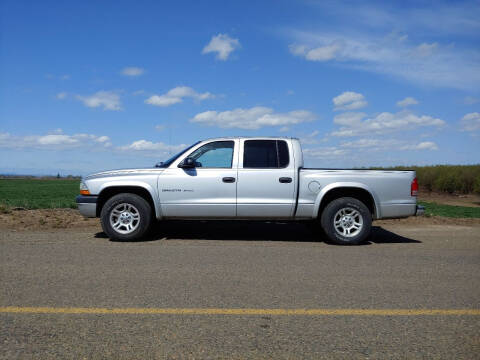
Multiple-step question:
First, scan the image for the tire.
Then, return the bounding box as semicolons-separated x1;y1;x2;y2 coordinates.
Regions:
100;193;152;241
320;197;372;245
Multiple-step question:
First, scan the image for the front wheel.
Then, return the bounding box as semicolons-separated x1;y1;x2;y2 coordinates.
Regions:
320;197;372;245
100;193;152;241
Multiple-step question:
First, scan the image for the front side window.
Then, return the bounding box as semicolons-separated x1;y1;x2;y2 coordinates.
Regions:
187;141;234;168
243;140;290;168
157;141;200;168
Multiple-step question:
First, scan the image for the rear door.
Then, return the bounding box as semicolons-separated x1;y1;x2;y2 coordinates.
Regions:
236;139;296;218
159;140;238;218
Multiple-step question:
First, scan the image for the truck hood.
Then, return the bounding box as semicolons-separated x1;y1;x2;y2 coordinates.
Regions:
84;168;165;180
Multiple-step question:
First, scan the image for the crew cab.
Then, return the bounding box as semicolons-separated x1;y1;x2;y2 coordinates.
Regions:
76;137;423;244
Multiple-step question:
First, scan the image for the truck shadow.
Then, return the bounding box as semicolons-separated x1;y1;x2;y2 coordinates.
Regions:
97;221;421;245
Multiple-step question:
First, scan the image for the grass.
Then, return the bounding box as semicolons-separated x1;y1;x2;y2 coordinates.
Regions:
418;201;480;218
0;179;80;209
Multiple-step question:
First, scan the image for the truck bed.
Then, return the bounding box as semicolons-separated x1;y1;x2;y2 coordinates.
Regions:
297;168;417;219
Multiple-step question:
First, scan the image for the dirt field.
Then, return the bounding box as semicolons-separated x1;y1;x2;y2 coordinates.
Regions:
1;207;480;232
0;208;99;231
419;190;480;207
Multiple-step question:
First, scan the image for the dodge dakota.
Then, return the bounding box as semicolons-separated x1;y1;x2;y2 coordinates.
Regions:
76;137;424;244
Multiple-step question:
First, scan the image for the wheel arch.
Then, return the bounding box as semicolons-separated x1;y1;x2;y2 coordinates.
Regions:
96;183;160;218
314;183;380;220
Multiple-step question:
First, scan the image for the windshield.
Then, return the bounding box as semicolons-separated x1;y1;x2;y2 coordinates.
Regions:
155;141;201;168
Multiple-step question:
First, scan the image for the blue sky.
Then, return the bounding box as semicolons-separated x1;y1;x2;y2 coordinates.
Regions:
1;0;479;175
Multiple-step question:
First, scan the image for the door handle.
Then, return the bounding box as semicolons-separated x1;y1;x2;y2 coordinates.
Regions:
222;177;236;183
279;177;292;183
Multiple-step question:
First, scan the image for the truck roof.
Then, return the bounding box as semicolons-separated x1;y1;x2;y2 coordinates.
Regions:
202;136;300;141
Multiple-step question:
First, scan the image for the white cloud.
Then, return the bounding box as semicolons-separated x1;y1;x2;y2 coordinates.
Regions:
400;141;439;151
119;140;167;151
118;140;186;154
333;112;366;126
397;97;419;107
333;91;367;111
145;86;214;107
412;42;438;57
303;146;349;159
0;131;112;150
331;111;445;137
464;96;479;105
121;67;145;77
202;34;240;60
56;92;67;100
37;134;78;146
287;30;480;90
340;138;438;151
76;91;122;111
290;42;341;61
146;95;181;107
331;94;442;136
315;1;480;37
289;44;307;56
299;130;321;145
96;136;110;143
190;106;315;130
415;141;439;151
460;112;480;132
155;125;165;132
340;138;398;149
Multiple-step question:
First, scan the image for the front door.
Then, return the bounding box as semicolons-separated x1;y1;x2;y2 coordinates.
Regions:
159;140;238;218
236;139;296;218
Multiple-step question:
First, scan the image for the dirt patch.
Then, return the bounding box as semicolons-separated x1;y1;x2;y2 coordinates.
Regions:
1;208;479;231
418;190;480;208
0;208;99;231
374;215;480;227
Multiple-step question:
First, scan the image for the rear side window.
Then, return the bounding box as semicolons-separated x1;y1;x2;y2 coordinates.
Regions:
278;140;289;167
243;140;290;168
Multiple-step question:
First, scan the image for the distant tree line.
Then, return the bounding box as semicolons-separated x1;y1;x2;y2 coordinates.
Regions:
0;174;81;180
368;165;480;194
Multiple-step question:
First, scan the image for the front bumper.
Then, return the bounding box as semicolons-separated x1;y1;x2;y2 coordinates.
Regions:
76;195;98;218
415;205;425;216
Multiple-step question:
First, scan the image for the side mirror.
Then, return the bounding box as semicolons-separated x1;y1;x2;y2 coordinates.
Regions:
179;157;196;168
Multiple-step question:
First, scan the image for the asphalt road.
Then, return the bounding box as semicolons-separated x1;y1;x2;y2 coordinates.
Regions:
1;221;479;359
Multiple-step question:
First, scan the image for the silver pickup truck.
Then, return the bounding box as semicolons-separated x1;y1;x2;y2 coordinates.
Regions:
76;137;423;244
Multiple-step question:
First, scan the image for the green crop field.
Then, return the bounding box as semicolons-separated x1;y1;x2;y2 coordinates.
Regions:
418;201;480;218
0;179;80;210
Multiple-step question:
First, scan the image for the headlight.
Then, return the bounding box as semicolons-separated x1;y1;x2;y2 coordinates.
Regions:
80;181;90;195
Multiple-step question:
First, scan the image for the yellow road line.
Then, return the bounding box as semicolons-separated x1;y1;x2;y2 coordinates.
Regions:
1;307;479;316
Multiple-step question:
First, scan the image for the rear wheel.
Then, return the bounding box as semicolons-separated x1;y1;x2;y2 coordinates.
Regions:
100;193;152;241
320;197;371;245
